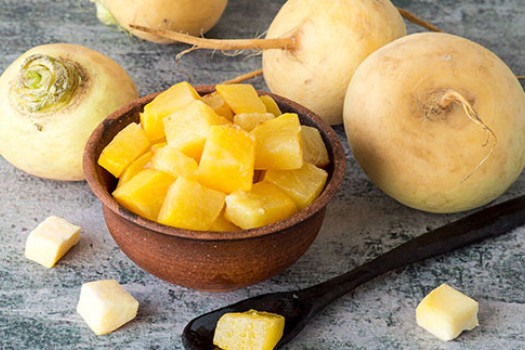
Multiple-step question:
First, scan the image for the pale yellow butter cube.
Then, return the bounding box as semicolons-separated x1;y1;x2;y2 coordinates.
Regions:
416;283;479;341
77;279;139;335
213;309;285;350
24;216;81;268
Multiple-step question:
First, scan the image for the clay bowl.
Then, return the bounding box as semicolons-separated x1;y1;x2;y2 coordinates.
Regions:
83;85;346;292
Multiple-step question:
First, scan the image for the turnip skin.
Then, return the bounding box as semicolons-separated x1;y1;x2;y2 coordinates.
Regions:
0;43;138;181
343;32;525;213
93;0;228;43
262;0;406;125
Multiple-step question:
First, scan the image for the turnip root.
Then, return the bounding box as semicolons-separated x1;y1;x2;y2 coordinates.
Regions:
130;0;407;125
0;43;138;181
91;0;228;43
343;32;525;213
262;0;406;125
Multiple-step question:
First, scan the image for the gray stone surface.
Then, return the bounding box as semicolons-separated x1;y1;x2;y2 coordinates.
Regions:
1;0;525;349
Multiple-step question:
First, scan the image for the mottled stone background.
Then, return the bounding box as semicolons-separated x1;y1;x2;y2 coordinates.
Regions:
1;0;525;349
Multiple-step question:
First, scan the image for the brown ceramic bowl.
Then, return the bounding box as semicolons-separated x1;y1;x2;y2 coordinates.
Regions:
83;85;346;292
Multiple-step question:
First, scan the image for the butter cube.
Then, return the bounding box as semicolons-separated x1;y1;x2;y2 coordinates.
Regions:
416;283;479;341
213;309;285;350
77;279;139;335
24;216;81;268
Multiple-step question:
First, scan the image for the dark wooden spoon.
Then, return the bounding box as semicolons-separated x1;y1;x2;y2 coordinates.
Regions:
182;194;525;349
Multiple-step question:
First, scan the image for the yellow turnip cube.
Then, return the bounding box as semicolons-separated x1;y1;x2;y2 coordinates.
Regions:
259;95;282;117
202;91;234;120
264;162;328;209
216;84;267;114
198;125;256;194
209;210;241;232
77;279;139;335
24;216;81;268
213;309;285;350
117;150;153;189
164;100;230;161
112;169;174;221
234;112;275;132
98;122;151;178
149;145;198;180
416;284;479;341
150;141;167;153
157;177;225;231
140;81;202;142
251;113;303;170
225;181;297;229
301;126;330;168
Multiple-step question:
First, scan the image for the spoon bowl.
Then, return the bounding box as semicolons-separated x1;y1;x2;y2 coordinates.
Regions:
182;194;525;349
183;290;312;349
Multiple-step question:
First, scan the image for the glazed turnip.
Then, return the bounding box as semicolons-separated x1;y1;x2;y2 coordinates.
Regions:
91;0;228;43
131;0;406;125
0;43;138;181
343;32;525;213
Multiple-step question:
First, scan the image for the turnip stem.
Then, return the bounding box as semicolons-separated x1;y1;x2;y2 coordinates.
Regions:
131;7;439;52
223;69;264;84
440;90;496;182
13;54;82;114
129;24;296;50
397;7;442;32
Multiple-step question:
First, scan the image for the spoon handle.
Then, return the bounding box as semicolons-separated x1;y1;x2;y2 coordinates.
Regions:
300;194;525;311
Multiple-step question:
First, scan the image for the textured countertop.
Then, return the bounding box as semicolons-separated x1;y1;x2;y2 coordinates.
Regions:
1;1;525;349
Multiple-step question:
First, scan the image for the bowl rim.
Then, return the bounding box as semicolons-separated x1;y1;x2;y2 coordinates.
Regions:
83;85;346;242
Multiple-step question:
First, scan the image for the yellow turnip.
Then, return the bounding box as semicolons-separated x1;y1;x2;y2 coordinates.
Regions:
343;32;525;213
262;0;406;125
0;43;138;181
91;0;228;43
